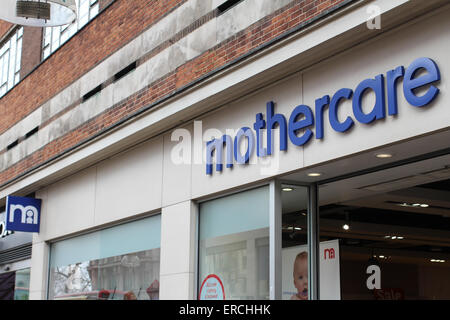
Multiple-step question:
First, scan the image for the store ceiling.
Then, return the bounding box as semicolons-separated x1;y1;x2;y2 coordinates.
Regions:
281;132;450;263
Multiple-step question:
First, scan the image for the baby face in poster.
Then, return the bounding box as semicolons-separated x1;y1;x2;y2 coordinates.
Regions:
291;251;308;300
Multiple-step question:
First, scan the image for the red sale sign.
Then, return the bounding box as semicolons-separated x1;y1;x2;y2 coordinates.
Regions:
374;288;405;300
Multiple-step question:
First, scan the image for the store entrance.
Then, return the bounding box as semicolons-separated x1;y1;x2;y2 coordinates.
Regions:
282;152;450;300
318;154;450;300
320;154;450;299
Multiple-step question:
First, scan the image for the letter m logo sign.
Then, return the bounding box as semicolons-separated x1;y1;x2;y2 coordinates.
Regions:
324;248;335;260
6;196;42;233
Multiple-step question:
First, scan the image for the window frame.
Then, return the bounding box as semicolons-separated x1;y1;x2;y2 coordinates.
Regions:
0;27;23;98
42;0;99;60
195;181;318;300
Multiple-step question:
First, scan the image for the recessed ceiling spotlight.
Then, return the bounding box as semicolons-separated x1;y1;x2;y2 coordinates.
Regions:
394;202;431;208
385;235;404;240
342;224;350;231
307;173;322;177
430;259;445;263
376;153;393;159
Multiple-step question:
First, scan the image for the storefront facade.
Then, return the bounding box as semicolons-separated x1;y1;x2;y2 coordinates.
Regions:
0;0;449;300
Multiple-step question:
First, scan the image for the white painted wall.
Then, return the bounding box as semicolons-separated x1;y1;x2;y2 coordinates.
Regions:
162;124;193;207
160;201;197;300
95;137;164;225
34;136;163;242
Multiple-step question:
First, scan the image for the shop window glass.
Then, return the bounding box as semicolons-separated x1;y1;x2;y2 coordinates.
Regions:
0;268;29;300
48;215;160;300
14;268;30;300
199;186;269;300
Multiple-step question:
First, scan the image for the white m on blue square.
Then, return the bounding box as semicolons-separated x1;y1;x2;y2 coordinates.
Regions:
6;196;42;233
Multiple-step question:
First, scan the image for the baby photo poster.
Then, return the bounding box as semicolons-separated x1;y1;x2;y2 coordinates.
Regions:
282;239;341;300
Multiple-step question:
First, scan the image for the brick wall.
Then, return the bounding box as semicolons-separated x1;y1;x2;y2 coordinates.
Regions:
0;0;351;187
0;0;186;134
99;0;113;11
0;21;13;40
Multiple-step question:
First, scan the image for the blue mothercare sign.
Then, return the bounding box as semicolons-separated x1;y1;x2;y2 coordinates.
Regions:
6;196;42;233
206;57;441;175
